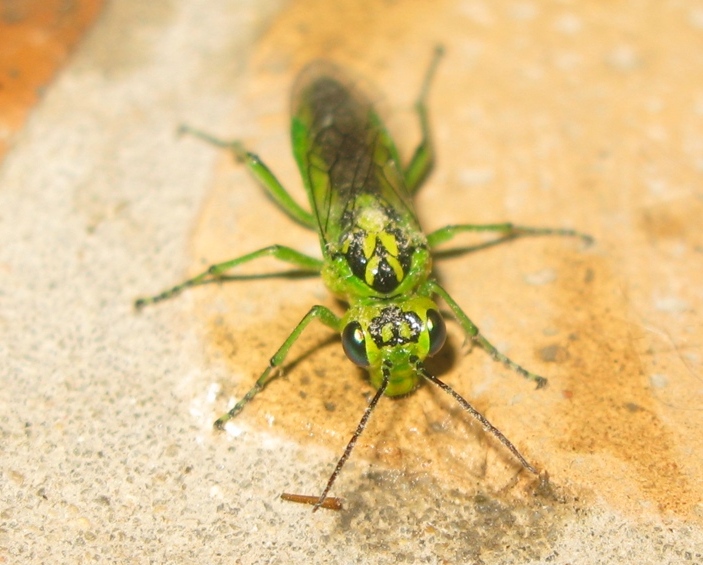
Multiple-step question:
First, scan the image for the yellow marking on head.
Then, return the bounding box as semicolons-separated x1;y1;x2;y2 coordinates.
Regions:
399;321;414;340
381;324;394;344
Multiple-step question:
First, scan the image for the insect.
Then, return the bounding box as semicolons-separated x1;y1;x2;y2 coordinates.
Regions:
135;47;591;511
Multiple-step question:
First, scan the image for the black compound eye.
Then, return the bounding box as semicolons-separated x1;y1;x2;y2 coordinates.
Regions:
342;321;370;367
426;309;446;357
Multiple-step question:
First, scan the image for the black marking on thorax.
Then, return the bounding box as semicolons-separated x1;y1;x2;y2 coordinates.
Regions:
343;227;413;294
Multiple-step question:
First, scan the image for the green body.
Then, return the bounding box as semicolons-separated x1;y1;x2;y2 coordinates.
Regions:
135;48;591;511
291;63;438;395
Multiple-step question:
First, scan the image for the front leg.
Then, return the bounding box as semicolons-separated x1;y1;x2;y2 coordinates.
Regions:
214;305;342;429
427;280;548;388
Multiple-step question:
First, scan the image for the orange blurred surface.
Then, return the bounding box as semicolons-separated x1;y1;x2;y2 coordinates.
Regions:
0;0;105;159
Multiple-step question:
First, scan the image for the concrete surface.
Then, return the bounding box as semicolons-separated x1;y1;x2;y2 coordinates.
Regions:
2;1;703;563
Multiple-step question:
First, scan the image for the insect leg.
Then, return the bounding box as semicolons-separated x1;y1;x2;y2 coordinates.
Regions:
134;245;323;308
427;280;548;388
426;222;593;248
403;45;444;194
179;125;317;229
214;305;342;429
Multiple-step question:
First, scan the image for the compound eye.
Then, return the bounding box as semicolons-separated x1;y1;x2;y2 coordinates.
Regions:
426;309;446;357
342;321;370;367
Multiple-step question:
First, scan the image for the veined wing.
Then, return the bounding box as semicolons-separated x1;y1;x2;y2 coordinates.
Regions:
290;62;420;250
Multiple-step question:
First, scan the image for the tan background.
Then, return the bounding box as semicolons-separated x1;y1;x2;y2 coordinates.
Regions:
1;0;702;563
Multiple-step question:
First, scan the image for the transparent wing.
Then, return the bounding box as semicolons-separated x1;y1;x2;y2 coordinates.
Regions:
291;62;419;249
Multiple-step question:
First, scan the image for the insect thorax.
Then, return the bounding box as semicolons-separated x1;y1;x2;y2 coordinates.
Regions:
338;202;425;295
